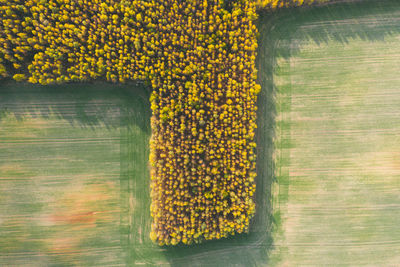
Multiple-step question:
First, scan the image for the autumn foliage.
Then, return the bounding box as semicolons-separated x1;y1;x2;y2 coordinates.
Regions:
148;0;259;245
0;0;326;245
0;0;158;84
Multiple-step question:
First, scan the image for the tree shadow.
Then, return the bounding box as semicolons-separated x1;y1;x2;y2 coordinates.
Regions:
0;79;150;134
262;0;400;59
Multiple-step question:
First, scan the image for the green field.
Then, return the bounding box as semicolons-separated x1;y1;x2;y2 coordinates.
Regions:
261;0;400;265
0;82;151;266
1;0;400;266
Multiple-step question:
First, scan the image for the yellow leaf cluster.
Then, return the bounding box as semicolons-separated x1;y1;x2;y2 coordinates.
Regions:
0;0;156;84
148;0;259;245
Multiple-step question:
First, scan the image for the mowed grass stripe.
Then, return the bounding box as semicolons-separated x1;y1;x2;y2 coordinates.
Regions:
269;1;400;265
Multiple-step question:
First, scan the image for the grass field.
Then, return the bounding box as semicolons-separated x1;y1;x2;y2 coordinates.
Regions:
1;0;400;266
260;0;400;265
0;82;151;266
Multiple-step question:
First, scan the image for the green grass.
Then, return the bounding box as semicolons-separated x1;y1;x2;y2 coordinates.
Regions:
0;81;151;266
2;0;400;266
260;0;400;265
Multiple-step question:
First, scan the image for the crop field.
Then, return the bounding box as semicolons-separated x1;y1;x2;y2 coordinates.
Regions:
1;0;400;266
